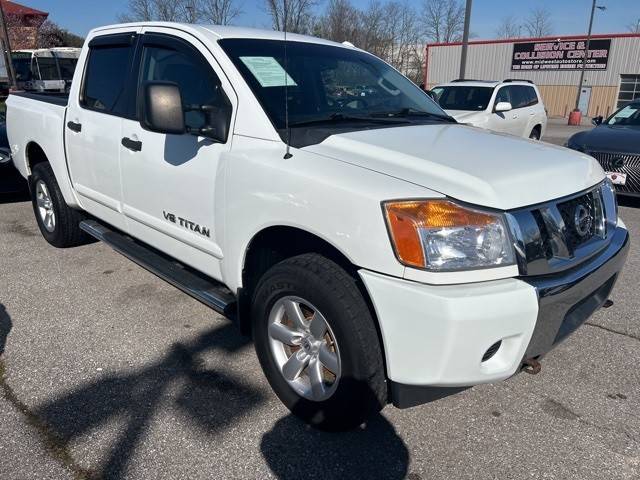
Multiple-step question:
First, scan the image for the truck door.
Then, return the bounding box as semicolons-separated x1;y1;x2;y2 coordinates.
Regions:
65;31;140;231
120;30;236;280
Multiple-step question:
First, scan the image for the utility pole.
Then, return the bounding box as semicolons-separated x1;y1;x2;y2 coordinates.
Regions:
458;0;472;79
574;0;606;111
0;1;16;90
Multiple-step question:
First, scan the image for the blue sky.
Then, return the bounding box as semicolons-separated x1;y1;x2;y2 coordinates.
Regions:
18;0;640;39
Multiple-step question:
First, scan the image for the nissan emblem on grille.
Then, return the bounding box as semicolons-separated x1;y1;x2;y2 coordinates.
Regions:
574;205;593;237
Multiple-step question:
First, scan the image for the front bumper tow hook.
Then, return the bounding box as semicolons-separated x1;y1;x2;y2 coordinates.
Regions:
522;358;542;375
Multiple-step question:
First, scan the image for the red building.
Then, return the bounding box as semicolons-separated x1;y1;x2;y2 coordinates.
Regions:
1;0;49;50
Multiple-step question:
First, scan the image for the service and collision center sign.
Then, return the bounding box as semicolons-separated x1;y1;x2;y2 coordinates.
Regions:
511;39;611;71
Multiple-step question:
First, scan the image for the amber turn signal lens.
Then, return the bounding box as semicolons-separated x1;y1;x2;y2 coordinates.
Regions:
383;200;497;268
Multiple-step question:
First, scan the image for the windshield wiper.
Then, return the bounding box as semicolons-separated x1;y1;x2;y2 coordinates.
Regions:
370;108;457;123
287;112;410;128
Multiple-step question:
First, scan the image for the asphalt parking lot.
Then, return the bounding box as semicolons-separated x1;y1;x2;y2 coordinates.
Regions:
1;124;639;479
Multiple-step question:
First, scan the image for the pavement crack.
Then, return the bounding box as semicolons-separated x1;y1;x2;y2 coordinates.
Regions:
0;358;97;480
585;322;640;342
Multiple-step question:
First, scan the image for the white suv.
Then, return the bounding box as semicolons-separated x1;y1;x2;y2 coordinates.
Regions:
431;79;547;140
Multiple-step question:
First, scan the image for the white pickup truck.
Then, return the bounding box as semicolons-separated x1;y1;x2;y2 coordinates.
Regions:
6;22;629;431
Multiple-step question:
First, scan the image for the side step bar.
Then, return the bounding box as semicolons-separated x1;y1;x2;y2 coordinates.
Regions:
80;220;236;319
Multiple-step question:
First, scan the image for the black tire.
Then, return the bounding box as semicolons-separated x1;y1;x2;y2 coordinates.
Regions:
30;162;88;248
529;127;541;140
252;253;387;431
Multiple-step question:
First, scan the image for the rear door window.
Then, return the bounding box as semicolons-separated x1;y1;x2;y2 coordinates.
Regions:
82;38;135;116
509;86;528;109
525;86;539;106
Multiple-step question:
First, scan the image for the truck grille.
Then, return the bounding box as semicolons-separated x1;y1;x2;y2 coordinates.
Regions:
588;151;640;195
507;182;617;276
556;191;598;250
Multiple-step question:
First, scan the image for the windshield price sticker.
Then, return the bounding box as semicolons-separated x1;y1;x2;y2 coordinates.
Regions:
240;56;297;87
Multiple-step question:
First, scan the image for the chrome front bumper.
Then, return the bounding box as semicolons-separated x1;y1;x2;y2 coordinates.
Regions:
523;225;630;357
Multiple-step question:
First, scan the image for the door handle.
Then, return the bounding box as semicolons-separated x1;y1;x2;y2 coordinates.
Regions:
121;137;142;152
67;121;82;133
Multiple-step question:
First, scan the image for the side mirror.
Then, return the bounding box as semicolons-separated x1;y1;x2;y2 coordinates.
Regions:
592;115;603;126
141;81;186;135
494;101;512;113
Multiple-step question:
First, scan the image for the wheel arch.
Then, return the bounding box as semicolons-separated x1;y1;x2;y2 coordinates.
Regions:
23;140;81;209
238;224;391;394
25;141;50;175
237;225;387;373
531;123;542;136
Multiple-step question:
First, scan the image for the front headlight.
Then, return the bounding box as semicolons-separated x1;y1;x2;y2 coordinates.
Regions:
383;199;515;271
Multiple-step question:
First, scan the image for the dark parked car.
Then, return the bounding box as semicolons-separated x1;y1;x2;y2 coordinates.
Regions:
0;112;28;194
566;101;640;197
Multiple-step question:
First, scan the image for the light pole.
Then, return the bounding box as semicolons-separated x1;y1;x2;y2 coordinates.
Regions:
573;1;606;113
0;1;16;90
458;0;473;79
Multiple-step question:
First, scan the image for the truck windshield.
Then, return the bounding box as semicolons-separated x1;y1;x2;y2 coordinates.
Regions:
430;86;493;111
219;38;448;132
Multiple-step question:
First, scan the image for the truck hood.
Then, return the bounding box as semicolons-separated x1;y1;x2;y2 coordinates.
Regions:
305;124;604;210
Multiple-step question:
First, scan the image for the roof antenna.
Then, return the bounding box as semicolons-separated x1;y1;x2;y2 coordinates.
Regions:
283;0;293;159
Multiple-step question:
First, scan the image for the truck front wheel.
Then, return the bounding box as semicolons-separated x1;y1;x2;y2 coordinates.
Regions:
252;253;387;431
30;163;87;248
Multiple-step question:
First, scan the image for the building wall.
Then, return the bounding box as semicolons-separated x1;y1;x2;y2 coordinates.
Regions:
425;35;640;117
8;26;40;49
536;85;618;118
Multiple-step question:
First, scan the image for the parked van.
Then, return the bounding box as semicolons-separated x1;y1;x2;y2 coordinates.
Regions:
12;48;81;93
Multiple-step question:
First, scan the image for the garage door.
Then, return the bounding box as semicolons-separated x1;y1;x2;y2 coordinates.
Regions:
618;74;640;108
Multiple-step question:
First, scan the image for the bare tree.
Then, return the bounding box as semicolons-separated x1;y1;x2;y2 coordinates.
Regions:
627;18;640;33
420;0;465;43
382;2;421;82
316;1;422;83
37;20;66;48
358;1;389;55
118;0;202;23
118;0;155;22
317;0;361;43
179;0;201;23
522;7;553;37
200;0;243;25
495;15;521;39
264;0;317;34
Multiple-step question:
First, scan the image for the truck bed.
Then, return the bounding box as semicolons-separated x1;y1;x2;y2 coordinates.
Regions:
6;90;78;207
11;91;69;107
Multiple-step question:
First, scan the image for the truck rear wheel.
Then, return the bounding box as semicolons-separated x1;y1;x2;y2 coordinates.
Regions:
251;253;387;431
30;163;87;248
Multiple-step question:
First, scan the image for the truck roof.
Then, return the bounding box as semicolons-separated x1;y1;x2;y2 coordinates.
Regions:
91;22;350;48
